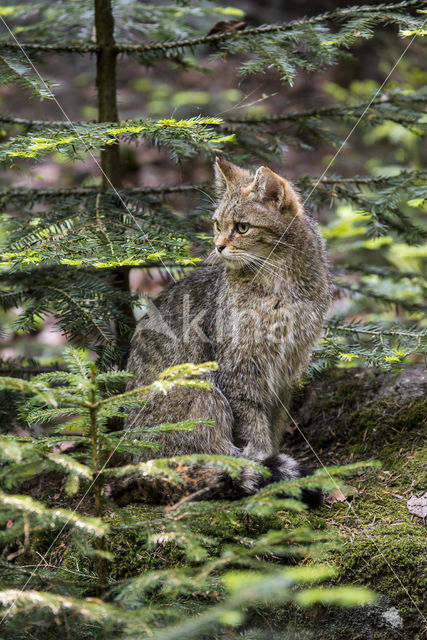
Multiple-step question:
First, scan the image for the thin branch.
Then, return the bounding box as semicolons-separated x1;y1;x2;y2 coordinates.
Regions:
0;358;69;378
0;183;210;199
0;42;98;53
335;280;426;312
223;95;427;125
0;0;421;56
1;170;424;201
313;171;427;185
83;0;425;54
0;113;87;127
2;89;425;129
45;286;113;344
332;265;426;283
326;322;425;339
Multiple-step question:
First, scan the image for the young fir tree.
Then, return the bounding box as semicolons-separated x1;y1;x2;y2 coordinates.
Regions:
0;347;376;638
0;0;425;637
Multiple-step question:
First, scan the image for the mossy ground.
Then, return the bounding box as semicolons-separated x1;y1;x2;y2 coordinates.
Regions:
279;367;426;639
105;503;285;581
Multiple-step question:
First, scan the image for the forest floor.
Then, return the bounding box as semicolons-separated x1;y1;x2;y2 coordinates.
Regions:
272;363;427;639
26;364;426;640
105;365;426;639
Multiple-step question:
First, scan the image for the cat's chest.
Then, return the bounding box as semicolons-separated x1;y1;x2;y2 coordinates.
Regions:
214;294;294;398
218;293;295;354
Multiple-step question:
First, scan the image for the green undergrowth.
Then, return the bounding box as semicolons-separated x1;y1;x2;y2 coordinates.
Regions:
104;503;286;581
103;382;425;637
31;374;426;638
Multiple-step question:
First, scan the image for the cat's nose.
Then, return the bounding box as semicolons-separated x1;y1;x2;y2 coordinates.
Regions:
216;244;226;253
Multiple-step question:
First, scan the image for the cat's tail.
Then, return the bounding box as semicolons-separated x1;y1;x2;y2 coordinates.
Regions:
110;453;321;508
238;453;322;508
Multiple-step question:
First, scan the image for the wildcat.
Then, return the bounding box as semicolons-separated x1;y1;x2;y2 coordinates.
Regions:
113;159;331;506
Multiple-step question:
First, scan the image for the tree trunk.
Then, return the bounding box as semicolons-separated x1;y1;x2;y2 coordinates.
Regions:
94;0;134;365
95;0;121;189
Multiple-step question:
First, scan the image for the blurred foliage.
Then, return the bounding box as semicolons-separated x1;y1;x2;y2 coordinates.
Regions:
0;1;424;366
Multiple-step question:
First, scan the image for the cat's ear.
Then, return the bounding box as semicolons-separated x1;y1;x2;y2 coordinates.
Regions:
215;157;241;195
252;166;286;207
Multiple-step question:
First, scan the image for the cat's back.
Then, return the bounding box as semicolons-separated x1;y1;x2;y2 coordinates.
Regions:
153;264;223;319
128;265;223;382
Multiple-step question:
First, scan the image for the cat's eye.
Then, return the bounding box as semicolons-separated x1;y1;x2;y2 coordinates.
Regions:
236;222;250;234
214;220;221;232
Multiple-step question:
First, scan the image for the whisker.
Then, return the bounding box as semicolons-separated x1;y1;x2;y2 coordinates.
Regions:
226;251;275;276
209;247;290;282
245;257;283;279
246;250;294;283
195;187;216;206
259;258;289;274
240;253;276;269
243;252;289;277
204;250;221;265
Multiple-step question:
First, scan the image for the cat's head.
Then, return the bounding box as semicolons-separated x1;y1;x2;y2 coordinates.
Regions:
212;158;305;269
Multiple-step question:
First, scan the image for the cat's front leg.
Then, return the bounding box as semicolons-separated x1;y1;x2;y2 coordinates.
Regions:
218;361;274;460
241;441;270;461
229;397;274;461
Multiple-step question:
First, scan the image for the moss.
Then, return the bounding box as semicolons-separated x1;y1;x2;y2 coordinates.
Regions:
333;532;425;623
324;447;426;633
350;396;425;455
106;504;183;580
272;374;426;638
249;597;413;640
105;502;287;580
290;369;380;450
294;372;425;459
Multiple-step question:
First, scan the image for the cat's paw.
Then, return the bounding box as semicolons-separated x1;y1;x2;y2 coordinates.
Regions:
241;444;270;461
227;444;242;457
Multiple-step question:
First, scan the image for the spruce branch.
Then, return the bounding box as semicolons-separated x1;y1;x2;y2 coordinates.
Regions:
334;280;426;312
2;86;425;130
46;285;114;345
227;99;426;125
0;183;209;200
1;170;424;203
0;50;57;99
0;0;422;57
0;360;65;378
311;171;427;185
319;319;426;369
0;113;89;127
0;492;107;537
0;116;231;162
0;42;99;53
333;265;426;287
115;0;422;55
326;320;426;340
